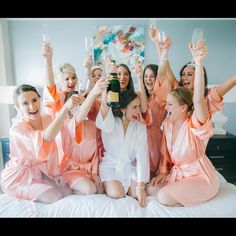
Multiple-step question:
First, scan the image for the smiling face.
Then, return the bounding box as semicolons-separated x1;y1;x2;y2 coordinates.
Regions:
62;71;78;93
125;97;141;121
165;93;183;121
165;87;193;121
117;65;130;91
144;67;157;92
17;91;41;121
92;68;102;83
180;66;195;90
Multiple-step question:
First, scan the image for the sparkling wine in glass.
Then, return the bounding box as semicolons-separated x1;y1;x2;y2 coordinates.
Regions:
78;79;90;97
189;28;204;66
158;31;167;49
85;37;93;55
42;24;50;43
149;18;157;29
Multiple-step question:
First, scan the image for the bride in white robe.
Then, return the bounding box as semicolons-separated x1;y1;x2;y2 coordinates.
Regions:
96;89;150;207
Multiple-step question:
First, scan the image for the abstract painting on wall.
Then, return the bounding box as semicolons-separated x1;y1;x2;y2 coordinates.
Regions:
93;25;145;74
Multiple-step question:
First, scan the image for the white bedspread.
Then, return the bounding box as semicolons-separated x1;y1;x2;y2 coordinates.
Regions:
1;173;236;217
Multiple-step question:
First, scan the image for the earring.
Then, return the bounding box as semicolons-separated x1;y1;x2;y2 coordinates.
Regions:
122;111;126;120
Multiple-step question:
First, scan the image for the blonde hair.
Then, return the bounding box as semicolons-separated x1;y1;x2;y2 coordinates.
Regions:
58;63;77;79
170;87;194;115
91;66;103;77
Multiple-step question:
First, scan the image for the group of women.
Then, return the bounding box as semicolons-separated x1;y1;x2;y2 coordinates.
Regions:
1;24;236;208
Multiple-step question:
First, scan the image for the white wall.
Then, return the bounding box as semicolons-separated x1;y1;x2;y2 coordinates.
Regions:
0;19;14;137
3;18;236;135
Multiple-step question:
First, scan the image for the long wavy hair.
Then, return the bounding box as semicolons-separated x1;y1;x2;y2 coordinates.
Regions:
179;62;208;97
143;64;159;98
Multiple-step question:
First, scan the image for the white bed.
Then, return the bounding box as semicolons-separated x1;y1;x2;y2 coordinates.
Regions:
0;172;236;217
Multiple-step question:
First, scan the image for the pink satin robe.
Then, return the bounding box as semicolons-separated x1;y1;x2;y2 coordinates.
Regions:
0;115;62;201
207;87;223;113
148;79;178;174
43;85;102;187
158;112;219;206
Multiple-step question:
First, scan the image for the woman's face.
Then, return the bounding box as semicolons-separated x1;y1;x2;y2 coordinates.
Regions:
117;66;130;90
62;71;78;93
165;93;186;121
181;66;195;90
125;97;141;121
92;69;102;83
144;68;156;92
17;91;41;121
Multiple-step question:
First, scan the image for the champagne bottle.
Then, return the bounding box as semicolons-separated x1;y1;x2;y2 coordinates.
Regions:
107;72;120;109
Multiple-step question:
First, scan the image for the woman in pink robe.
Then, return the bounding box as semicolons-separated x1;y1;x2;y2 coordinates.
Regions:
147;29;179;177
146;41;219;206
42;41;107;195
0;84;76;203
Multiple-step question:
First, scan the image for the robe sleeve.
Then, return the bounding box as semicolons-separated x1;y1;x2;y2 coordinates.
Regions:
43;85;62;117
95;108;115;133
140;108;152;126
207;87;224;114
15;121;56;159
135;123;150;183
154;77;172;109
87;100;100;122
189;111;213;141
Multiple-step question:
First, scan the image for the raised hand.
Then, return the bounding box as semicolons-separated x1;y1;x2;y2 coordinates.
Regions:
90;76;108;97
42;42;53;60
149;25;159;42
189;40;208;65
83;54;93;70
64;94;83;111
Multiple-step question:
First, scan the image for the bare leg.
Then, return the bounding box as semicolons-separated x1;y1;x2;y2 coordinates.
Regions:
104;180;125;199
36;188;62;204
61;184;72;197
157;190;180;206
72;178;96;195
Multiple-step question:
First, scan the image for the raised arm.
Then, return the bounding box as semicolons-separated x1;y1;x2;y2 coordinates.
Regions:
149;27;176;87
191;40;209;123
43;95;78;141
216;74;236;97
42;42;55;87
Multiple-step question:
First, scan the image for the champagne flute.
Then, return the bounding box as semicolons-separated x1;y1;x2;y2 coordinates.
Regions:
85;37;93;55
158;31;167;49
42;24;50;43
149;18;157;30
189;28;204;66
78;79;90;97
